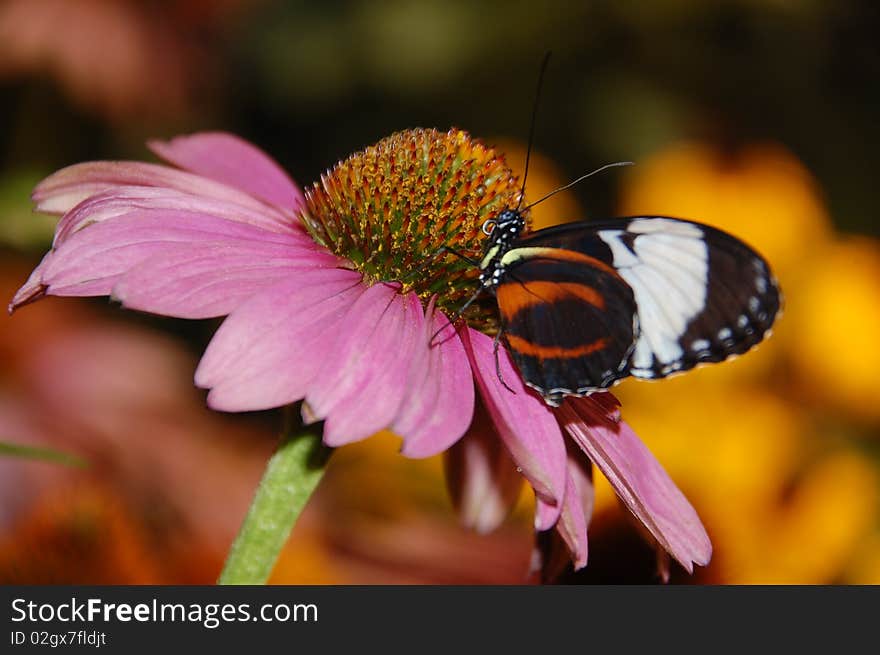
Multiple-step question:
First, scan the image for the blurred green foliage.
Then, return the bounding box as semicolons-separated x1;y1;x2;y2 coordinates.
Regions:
0;171;55;249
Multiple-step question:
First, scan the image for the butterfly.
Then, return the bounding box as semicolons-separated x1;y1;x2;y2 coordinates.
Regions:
477;208;782;406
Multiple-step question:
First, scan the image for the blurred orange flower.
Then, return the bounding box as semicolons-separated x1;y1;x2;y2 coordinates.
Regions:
0;483;162;584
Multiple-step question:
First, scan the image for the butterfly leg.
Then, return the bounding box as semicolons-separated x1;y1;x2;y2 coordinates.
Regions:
429;285;486;346
393;246;480;287
436;245;480;267
493;329;517;395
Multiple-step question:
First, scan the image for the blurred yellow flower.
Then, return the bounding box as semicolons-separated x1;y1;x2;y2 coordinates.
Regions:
269;523;347;584
613;388;803;511
619;141;833;292
595;388;801;576
758;450;878;584
845;533;880;584
596;387;880;582
787;237;880;421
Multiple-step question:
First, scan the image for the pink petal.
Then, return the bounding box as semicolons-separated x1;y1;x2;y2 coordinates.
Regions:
558;398;712;573
443;403;523;533
54;186;303;245
589;391;622;421
534;497;562;533
195;268;365;411
113;244;338;319
8;257;49;313
32;162;289;223
555;453;595;570
320;291;423;445
30;210;320;306
460;327;567;529
528;531;573;584
395;304;474;458
148;132;306;211
305;286;430;446
529;453;595;581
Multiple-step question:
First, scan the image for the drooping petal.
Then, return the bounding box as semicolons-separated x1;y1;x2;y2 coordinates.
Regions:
8;257;50;312
529;530;573;584
395;304;474;458
303;285;432;446
588;391;622;421
529;454;595;583
555;452;595;570
32;161;285;220
460;327;567;529
534;497;562;533
443;401;523;533
54;186;302;245
195;268;365;411
16;210;321;312
558;397;712;573
148;132;306;211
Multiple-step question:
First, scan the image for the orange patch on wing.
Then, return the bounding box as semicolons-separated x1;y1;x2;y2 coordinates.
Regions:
546;250;619;276
497;281;605;321
509;246;620;277
505;333;610;360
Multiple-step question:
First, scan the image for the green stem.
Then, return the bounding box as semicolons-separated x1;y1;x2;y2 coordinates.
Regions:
0;440;87;467
218;418;329;585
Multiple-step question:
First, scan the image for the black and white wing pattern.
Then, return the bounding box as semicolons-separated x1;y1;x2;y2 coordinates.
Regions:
509;216;781;384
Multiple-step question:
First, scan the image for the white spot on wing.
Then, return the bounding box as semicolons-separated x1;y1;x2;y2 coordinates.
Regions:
598;219;708;373
691;339;710;352
629;217;703;238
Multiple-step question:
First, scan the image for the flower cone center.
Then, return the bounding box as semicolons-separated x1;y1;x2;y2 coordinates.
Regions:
301;128;524;330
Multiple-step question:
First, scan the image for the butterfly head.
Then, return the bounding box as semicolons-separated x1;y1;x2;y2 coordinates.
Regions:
482;209;526;245
478;209;527;289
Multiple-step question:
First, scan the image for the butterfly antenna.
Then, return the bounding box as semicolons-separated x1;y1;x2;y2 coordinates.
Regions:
516;51;552;211
523;161;635;210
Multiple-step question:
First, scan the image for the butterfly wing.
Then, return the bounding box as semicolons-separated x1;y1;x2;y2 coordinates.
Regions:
510;216;781;383
495;247;638;406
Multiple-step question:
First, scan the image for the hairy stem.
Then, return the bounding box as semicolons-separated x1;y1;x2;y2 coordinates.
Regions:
218;415;329;585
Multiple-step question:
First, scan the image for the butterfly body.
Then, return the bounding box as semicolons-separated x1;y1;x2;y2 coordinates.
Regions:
479;210;781;406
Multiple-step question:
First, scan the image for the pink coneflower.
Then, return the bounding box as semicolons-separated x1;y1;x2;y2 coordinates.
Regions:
10;129;711;576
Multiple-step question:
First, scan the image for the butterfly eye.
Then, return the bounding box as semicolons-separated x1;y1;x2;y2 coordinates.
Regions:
481;220;497;236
